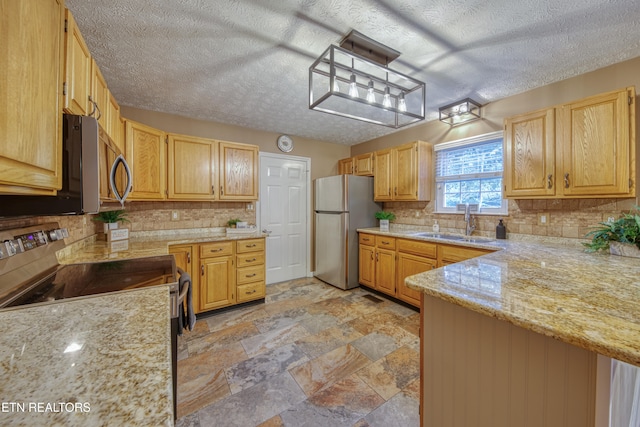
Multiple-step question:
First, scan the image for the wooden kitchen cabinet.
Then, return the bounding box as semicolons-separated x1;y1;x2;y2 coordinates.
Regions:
504;87;636;198
504;107;556;198
358;234;396;297
63;9;92;116
559;87;635;197
354;153;374;176
219;141;259;200
125;120;167;200
338;157;354;175
396;239;437;306
358;244;375;288
236;238;266;303
167;134;218;200
107;91;124;153
374;141;433;202
91;59;109;130
0;0;64;195
375;245;396;296
437;243;493;267
169;244;201;314
199;242;235;311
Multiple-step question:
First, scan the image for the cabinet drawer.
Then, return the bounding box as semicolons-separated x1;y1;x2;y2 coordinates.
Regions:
375;235;396;249
200;241;233;258
359;233;375;246
237;265;265;285
236;238;265;253
397;239;437;258
439;244;493;263
237;251;265;266
237;281;266;303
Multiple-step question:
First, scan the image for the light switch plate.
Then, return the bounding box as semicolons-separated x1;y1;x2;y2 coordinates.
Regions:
537;212;550;226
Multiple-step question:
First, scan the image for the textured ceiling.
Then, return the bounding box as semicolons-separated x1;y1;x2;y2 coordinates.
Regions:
65;0;640;145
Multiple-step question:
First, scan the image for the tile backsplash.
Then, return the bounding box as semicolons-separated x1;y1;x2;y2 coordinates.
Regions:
383;198;637;240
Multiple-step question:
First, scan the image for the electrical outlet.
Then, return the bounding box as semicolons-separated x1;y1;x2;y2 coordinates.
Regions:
171;211;180;221
603;212;618;223
246;203;254;211
537;212;550;226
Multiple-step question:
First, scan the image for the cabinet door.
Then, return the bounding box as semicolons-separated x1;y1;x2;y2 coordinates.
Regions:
374;149;393;201
559;88;634;196
106;91;124;153
504;108;556;197
354;153;374;176
167;134;218;200
91;59;108;130
169;245;200;314
201;255;235;311
397;252;436;307
219;141;259;200
394;142;418;200
125;120;166;200
0;0;64;194
375;248;396;296
63;9;92;116
338;157;354;175
358;244;375;287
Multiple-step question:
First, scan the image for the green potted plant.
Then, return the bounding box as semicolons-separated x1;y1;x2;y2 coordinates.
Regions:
583;206;640;257
93;209;130;233
375;211;396;232
227;218;241;229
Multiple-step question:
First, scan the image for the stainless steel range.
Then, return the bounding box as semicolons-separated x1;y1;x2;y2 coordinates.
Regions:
0;222;180;419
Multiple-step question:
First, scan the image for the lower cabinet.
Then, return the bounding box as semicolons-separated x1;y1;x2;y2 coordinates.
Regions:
200;242;235;311
170;237;266;314
358;232;494;308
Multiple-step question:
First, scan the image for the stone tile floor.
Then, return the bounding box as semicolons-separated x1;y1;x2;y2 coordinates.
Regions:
175;277;420;427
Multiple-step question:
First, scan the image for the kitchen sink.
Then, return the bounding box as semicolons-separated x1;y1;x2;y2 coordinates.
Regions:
411;232;494;243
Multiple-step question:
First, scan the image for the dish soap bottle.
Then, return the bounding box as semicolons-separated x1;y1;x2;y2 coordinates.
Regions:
432;220;440;233
496;219;506;239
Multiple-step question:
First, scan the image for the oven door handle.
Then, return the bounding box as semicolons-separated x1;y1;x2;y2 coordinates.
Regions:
110;154;133;207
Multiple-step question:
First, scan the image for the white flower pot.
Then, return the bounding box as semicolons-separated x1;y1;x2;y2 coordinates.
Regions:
379;219;389;232
103;222;119;233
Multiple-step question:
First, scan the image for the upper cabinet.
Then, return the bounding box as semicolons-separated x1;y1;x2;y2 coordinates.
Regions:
125;120;167;200
504;87;636;198
0;0;65;195
91;59;109;131
167;134;218;200
107;91;124;153
219;141;259;200
374;141;433;202
354;152;374;176
63;9;92;116
338;157;354;175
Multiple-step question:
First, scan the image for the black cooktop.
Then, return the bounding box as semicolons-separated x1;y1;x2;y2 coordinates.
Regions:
6;255;176;307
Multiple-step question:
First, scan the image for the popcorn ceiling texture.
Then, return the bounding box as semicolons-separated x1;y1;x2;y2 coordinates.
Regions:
384;198;637;240
64;0;640;145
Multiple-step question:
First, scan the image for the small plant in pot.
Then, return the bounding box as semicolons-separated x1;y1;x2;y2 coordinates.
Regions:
583;206;640;257
227;218;241;229
375;211;396;232
93;209;130;234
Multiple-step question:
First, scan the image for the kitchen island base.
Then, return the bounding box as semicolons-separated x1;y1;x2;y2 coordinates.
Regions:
421;295;610;427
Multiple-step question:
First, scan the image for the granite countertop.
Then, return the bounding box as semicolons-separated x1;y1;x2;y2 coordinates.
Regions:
58;228;265;264
0;286;173;426
358;227;640;367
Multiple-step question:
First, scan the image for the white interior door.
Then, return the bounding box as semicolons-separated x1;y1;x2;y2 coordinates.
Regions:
259;153;310;284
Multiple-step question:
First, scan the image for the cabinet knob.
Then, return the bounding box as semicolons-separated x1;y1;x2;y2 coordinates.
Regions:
547;174;553;189
564;173;570;188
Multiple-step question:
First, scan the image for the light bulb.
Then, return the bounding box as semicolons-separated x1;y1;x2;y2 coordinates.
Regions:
382;87;392;108
366;80;375;103
330;67;339;93
459;103;468;114
348;74;359;98
398;92;407;112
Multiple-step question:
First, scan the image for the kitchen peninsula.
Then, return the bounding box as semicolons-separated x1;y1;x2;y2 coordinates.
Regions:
359;228;640;427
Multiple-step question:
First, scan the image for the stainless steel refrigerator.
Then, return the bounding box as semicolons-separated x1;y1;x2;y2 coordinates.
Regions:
314;175;381;289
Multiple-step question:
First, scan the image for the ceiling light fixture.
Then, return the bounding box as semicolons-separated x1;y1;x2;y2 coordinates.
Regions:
439;98;482;126
309;30;425;128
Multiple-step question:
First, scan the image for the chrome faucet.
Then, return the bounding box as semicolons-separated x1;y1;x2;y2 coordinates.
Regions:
464;204;476;236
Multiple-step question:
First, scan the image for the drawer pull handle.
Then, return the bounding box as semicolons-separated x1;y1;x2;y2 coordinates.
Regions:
547;174;553;189
246;258;256;262
246;244;256;248
564;173;570;188
246;273;257;278
246;289;257;294
381;241;390;245
363;238;370;241
210;248;222;252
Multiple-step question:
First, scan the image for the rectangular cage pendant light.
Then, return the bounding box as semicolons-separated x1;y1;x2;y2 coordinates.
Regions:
309;31;425;128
